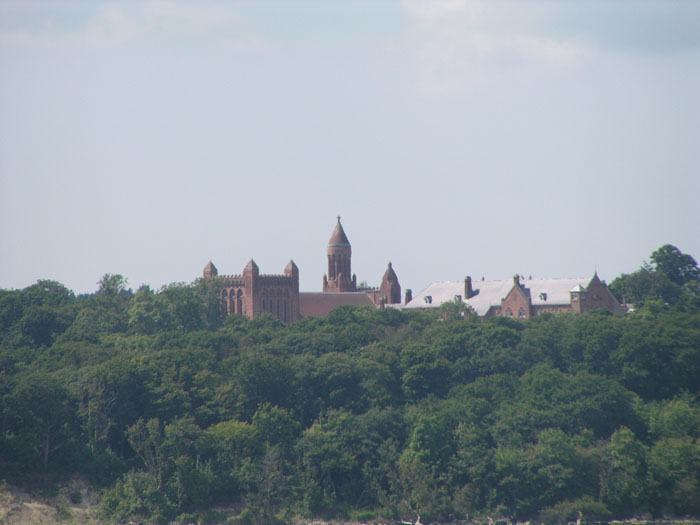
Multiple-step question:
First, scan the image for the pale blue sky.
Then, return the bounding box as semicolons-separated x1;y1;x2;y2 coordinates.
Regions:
1;0;699;295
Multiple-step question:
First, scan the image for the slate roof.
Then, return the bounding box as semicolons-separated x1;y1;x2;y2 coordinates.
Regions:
404;277;593;316
299;292;374;318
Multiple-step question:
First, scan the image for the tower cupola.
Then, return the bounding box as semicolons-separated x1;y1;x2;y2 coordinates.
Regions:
323;216;357;292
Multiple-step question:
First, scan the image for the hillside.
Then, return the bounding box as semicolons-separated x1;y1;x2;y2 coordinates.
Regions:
1;247;700;524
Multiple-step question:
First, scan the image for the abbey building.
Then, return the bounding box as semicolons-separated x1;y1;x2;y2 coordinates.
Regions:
403;273;625;318
203;218;624;323
202;218;402;324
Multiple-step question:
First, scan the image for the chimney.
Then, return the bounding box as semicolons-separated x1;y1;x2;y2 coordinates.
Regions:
465;276;473;299
513;274;520;286
404;289;412;304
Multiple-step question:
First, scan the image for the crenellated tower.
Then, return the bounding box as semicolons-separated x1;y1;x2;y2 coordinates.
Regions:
203;258;300;323
323;216;357;292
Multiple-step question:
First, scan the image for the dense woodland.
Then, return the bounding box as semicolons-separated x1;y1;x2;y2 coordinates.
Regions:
1;245;700;524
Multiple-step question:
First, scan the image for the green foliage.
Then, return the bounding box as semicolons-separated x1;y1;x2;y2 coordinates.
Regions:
128;287;175;334
600;426;647;513
2;258;700;522
610;244;700;306
100;469;176;524
97;273;130;297
438;297;476;321
651;244;700;287
648;437;700;516
610;267;682;305
21;280;75;307
539;496;612;524
649;394;700;439
3;370;77;471
252;404;300;450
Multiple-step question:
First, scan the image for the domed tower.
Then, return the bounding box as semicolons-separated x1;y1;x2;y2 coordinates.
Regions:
323;216;357;292
379;262;401;304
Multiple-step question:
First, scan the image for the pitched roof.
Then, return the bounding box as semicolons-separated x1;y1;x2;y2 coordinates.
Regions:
404;277;591;315
328;217;350;246
299;292;373;318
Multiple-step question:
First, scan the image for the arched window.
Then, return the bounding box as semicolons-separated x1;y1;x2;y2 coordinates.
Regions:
518;307;526;319
229;288;236;314
505;308;513;317
237;289;243;315
221;289;229;314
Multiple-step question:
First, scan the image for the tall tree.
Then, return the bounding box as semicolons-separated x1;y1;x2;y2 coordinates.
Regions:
97;274;130;297
6;371;75;469
650;244;700;287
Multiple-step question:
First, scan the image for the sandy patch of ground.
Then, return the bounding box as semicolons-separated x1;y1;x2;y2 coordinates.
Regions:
0;479;100;525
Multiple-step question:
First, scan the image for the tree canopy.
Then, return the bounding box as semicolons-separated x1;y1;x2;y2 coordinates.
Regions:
1;251;700;524
651;244;700;286
610;244;700;307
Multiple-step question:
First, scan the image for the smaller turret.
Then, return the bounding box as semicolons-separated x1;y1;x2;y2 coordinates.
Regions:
243;259;259;276
379;262;401;304
203;261;218;278
284;259;299;278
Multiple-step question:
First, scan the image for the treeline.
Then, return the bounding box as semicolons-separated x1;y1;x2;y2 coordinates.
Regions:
1;246;700;524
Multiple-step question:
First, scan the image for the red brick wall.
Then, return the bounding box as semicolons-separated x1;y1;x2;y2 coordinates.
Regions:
501;278;532;319
579;275;622;313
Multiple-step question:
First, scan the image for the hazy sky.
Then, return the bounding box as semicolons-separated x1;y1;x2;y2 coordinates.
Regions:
1;0;699;296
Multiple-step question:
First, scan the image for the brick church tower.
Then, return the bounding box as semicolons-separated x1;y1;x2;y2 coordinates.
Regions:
323;216;357;293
